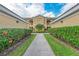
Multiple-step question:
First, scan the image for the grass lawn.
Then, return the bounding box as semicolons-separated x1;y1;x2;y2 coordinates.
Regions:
44;34;79;56
8;34;36;56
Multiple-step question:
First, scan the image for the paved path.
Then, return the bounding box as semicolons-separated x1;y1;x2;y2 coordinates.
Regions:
23;33;54;56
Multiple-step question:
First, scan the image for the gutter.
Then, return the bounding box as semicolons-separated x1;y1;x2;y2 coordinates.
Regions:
0;4;26;23
51;4;79;24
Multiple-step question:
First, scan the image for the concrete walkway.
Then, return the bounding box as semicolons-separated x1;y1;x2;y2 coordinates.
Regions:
23;33;54;56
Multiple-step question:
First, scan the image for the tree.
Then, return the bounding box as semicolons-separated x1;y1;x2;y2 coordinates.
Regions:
35;24;45;32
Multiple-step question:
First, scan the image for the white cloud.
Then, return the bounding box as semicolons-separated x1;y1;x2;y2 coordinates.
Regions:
24;3;47;17
1;3;55;18
1;3;25;17
57;3;77;17
1;3;78;18
43;12;55;17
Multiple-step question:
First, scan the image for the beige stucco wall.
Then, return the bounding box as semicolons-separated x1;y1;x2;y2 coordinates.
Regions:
25;20;32;29
50;11;79;28
32;16;47;29
0;12;27;29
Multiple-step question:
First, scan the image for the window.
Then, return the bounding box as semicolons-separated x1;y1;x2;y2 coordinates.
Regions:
60;21;63;23
16;21;19;23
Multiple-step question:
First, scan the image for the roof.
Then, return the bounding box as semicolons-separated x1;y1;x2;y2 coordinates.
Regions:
24;15;54;22
0;4;26;23
31;15;45;18
50;4;79;24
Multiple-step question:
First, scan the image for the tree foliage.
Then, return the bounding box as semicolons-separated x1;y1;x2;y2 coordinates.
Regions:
35;24;45;32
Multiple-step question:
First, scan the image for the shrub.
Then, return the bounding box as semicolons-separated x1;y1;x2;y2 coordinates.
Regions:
0;28;32;52
48;26;79;48
35;24;45;32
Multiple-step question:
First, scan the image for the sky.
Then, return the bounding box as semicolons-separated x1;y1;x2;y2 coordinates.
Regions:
1;3;77;18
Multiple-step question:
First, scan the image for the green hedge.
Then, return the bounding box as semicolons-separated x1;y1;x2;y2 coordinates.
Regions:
48;26;79;48
0;28;32;52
